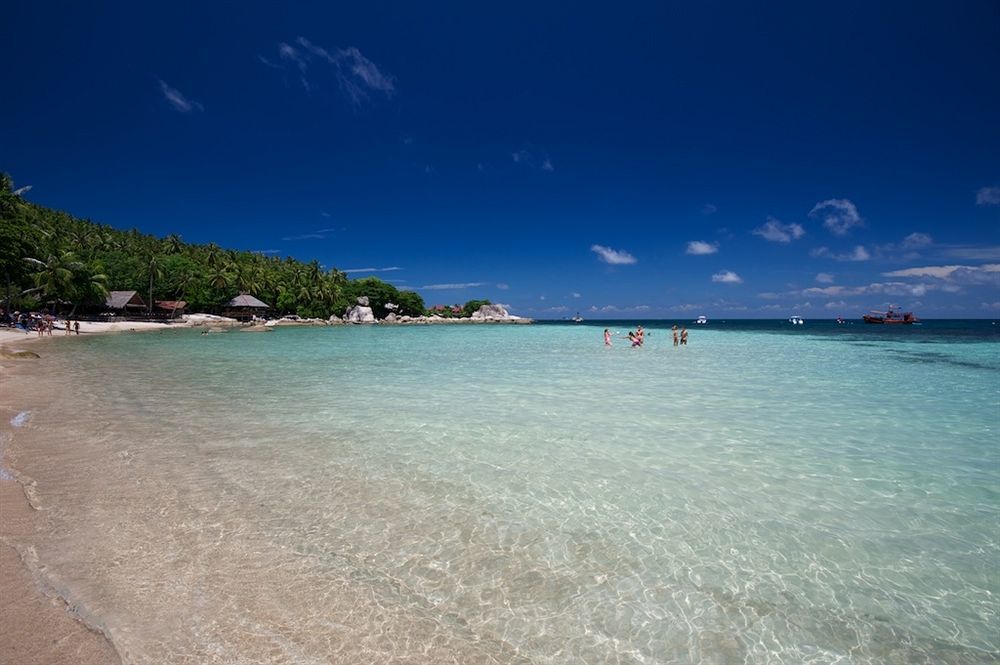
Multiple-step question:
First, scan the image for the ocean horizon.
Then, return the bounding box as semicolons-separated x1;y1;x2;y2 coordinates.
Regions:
3;320;998;663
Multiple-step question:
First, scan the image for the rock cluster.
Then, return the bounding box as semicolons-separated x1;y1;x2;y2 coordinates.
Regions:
342;296;375;324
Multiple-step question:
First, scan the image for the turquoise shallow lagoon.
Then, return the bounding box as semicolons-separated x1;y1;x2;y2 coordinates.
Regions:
7;320;999;663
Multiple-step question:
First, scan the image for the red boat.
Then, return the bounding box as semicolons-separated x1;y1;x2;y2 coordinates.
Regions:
862;307;919;324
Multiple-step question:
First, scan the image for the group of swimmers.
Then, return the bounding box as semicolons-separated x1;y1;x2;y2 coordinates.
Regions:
603;324;688;347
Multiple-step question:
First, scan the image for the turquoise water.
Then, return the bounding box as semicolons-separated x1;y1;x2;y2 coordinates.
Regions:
8;321;999;663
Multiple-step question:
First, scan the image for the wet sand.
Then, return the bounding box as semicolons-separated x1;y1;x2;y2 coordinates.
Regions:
1;338;121;663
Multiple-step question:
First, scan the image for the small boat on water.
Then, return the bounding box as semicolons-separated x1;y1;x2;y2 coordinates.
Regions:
862;307;919;324
789;315;804;325
571;312;584;323
695;315;708;325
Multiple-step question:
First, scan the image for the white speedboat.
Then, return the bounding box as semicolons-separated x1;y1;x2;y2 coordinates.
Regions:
571;312;584;323
788;315;804;325
695;315;708;325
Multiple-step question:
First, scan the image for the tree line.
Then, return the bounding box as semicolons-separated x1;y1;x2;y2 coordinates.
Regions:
0;173;493;320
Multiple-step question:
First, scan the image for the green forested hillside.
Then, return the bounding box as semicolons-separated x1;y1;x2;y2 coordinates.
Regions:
0;173;429;318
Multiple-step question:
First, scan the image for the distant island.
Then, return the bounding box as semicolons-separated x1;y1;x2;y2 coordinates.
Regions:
0;173;514;323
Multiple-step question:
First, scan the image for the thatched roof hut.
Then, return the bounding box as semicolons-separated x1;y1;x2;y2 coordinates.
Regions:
222;294;272;321
106;291;146;312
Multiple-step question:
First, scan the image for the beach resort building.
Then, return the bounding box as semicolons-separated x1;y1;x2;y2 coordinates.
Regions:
105;290;146;315
222;293;272;321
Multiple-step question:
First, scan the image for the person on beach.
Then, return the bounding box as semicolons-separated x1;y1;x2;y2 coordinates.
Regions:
680;327;688;345
65;319;72;335
636;325;645;346
74;320;80;334
672;325;679;347
604;328;612;346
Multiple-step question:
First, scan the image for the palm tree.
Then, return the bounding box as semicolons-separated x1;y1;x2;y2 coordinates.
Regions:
165;234;184;254
207;265;230;290
24;252;80;306
147;254;163;314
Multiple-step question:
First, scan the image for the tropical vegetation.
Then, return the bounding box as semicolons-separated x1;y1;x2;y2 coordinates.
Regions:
0;172;485;319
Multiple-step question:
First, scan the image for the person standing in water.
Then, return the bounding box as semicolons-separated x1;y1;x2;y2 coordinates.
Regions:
680;327;688;345
636;325;645;346
672;325;679;347
604;328;612;346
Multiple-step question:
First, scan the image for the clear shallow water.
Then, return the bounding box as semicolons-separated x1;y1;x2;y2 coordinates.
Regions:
7;321;1000;664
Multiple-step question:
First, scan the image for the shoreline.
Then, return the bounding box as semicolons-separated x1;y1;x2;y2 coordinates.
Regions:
0;349;122;664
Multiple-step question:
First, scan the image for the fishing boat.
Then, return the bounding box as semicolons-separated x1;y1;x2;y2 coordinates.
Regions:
788;315;804;325
695;315;708;325
862;307;918;324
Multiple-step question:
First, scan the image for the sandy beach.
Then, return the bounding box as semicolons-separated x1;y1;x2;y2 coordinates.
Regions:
1;321;203;663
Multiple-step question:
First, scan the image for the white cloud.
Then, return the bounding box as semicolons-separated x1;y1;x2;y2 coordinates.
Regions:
825;300;848;309
757;292;781;300
159;80;203;113
802;286;851;297
255;249;282;255
282;227;337;241
496;283;509;290
702;204;718;215
319;211;332;218
341;266;402;274
546;306;569;313
685;240;719;255
940;245;1000;261
753;217;805;243
572;292;581;298
976;186;1000;206
591;244;637;265
799;281;938;298
511;149;554;173
670;303;702;312
901;232;932;249
12;185;32;196
811;245;870;261
816;272;835;283
883;264;1000;286
980;301;1000;311
271;38;395;104
420;282;486;290
712;270;743;284
810;199;863;235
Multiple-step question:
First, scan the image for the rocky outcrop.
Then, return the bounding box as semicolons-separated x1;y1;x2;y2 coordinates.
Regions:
343;296;376;324
471;304;521;321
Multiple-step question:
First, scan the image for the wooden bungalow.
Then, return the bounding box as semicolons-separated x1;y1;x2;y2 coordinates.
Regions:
155;300;187;318
222;294;272;322
105;291;146;315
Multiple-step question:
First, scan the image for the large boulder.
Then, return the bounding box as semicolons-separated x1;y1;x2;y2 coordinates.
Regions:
471;304;513;320
343;305;376;323
356;296;370;307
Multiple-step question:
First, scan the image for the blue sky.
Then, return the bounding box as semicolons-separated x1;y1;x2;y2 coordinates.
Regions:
2;1;999;318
